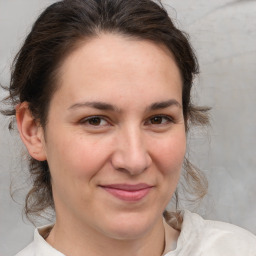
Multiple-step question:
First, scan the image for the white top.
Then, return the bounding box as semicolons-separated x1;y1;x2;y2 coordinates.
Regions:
15;210;256;256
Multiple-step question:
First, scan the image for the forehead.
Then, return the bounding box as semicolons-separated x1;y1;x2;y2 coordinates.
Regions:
53;33;182;108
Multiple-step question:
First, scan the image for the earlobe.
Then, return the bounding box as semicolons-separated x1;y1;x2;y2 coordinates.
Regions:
16;102;47;161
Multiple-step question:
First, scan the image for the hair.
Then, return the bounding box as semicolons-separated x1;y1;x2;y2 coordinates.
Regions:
2;0;209;229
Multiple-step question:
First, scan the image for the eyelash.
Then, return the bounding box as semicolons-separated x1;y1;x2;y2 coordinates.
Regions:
79;116;110;127
79;114;174;128
145;115;174;126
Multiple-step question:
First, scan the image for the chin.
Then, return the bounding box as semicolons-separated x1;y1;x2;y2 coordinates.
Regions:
101;212;159;240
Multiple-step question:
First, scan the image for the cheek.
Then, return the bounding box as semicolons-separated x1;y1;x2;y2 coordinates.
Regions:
47;133;111;180
152;132;186;175
150;133;186;207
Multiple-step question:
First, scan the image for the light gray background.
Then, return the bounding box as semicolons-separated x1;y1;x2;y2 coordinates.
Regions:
0;0;256;255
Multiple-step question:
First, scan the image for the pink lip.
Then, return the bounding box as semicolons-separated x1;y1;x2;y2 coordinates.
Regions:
100;183;153;202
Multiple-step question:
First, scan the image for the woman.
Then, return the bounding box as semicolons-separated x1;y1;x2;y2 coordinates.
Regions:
2;0;256;255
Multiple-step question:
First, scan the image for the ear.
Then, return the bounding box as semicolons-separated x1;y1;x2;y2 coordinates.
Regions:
16;102;47;161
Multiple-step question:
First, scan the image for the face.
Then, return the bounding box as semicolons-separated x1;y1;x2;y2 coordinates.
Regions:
41;34;186;240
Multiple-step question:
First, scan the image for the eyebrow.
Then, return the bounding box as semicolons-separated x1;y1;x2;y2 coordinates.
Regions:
68;101;120;112
68;99;181;112
147;99;182;111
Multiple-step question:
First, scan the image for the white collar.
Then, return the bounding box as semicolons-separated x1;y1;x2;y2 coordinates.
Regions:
34;211;188;256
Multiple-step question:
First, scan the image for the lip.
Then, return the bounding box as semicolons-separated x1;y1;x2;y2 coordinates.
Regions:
99;183;154;202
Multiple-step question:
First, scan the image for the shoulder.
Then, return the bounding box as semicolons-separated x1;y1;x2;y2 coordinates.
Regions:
15;242;35;256
14;224;64;256
178;210;256;255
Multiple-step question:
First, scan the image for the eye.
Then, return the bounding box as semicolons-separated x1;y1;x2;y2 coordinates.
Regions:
80;116;109;127
146;115;173;125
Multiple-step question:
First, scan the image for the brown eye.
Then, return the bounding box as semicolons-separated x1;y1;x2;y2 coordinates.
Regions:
80;116;109;127
88;117;102;126
150;116;163;124
146;115;173;126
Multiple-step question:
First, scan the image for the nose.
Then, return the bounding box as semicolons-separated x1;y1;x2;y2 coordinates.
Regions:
111;127;152;176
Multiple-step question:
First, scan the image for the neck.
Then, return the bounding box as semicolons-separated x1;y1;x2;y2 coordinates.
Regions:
46;216;171;256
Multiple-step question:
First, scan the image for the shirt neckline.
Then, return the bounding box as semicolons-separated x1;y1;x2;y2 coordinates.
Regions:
35;211;189;256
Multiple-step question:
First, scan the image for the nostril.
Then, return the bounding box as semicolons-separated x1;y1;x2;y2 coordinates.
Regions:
111;130;152;175
111;151;151;176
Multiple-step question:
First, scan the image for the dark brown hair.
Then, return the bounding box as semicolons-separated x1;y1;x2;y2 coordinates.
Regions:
2;0;209;227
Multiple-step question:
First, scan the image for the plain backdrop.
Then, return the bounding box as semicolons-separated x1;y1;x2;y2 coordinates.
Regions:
0;0;256;255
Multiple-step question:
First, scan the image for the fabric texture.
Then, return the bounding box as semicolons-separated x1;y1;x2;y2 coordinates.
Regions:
15;210;256;256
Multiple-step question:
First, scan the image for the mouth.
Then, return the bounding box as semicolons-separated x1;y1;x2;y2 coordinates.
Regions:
99;183;154;202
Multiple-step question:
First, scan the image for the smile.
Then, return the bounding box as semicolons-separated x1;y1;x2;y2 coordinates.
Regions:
99;183;154;202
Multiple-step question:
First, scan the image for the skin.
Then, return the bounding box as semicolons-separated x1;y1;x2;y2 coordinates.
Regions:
16;33;186;256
